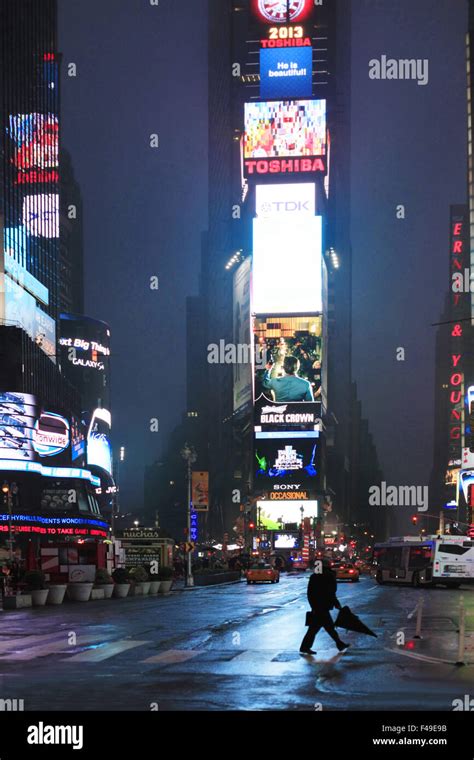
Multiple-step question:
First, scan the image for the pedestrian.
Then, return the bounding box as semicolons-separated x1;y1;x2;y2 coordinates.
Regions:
300;559;350;655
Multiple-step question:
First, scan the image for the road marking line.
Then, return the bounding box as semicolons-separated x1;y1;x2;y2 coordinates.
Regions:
65;640;149;662
142;649;201;664
384;646;457;666
3;635;107;661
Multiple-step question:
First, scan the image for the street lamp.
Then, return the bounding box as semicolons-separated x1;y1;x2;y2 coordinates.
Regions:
2;481;15;561
181;442;197;587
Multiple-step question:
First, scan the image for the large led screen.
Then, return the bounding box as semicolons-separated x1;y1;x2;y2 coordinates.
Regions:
8;114;59;183
87;408;113;475
255;435;320;484
4;276;56;361
252;215;322;314
254;316;323;405
0;391;84;472
255;183;315;219
244;100;325;159
257;499;318;531
0;393;36;461
233;258;253;412
260;48;312;99
23;194;59;238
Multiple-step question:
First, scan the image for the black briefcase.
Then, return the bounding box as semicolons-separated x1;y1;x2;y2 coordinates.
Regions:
305;611;315;626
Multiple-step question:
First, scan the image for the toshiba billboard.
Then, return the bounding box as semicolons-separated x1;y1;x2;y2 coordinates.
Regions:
244;100;326;178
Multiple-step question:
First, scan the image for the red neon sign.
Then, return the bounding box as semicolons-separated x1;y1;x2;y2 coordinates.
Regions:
245;157;325;176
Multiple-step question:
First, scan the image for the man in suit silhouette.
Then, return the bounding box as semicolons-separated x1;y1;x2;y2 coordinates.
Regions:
300;559;350;655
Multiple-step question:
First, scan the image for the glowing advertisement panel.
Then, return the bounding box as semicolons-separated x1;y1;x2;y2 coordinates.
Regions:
255;183;315;219
33;412;69;458
257;499;318;530
7;113;59;184
254;393;322;436
4;277;56;361
0;514;108;539
87;409;113;475
0;392;81;468
254;316;323;406
0;392;36;461
251;0;314;24
252;215;322;314
23;194;59;238
255;435;320;485
274;534;300;549
233;258;253;412
244;100;326;177
260;47;312;99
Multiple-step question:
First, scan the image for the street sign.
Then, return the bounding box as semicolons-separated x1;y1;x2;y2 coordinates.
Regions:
184;542;195;553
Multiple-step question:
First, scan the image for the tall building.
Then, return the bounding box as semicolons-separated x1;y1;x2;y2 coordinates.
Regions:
0;0;111;577
184;0;383;557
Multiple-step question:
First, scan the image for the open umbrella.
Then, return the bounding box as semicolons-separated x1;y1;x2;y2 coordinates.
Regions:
335;605;377;638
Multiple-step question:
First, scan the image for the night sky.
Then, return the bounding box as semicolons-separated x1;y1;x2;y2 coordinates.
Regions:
58;0;467;515
58;0;209;511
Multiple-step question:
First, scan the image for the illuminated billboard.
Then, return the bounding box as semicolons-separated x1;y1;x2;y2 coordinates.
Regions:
59;336;110;372
33;413;70;458
255;435;320;484
0;393;77;467
252;215;322;314
0;392;36;461
254;316;323;405
4;276;56;361
257;498;318;530
260;47;312;99
251;0;314;24
7;113;59;184
233;258;253;412
254;394;322;433
23;194;59;238
87;408;113;475
255;183;315;219
244;100;326;177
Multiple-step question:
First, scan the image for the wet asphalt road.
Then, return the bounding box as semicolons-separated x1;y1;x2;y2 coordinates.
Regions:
0;573;473;711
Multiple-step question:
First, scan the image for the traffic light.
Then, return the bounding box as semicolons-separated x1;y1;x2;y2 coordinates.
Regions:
411;515;418;526
248;522;255;531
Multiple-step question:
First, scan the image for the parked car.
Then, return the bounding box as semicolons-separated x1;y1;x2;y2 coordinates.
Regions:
246;564;280;584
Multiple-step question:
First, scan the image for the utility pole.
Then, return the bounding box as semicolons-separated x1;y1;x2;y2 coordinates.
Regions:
181;443;197;587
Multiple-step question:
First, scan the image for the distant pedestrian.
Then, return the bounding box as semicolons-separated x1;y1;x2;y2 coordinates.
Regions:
300;559;350;655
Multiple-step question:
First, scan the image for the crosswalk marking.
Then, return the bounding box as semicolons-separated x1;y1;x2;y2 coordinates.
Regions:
1;635;103;661
0;633;65;654
65;639;150;662
142;649;201;664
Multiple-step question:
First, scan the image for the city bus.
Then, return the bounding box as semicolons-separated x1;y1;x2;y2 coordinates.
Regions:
372;535;474;588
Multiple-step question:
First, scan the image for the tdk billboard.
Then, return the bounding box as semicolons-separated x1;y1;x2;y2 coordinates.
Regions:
260;48;312;100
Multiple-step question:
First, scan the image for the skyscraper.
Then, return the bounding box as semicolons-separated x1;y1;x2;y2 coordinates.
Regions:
186;0;384;554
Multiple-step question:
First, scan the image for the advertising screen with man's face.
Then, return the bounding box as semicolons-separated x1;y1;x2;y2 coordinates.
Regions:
254;315;323;403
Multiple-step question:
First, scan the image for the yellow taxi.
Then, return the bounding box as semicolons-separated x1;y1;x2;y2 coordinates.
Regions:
334;562;360;582
246;563;280;584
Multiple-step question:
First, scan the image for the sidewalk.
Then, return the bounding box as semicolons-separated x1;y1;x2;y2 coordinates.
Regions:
385;588;474;666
